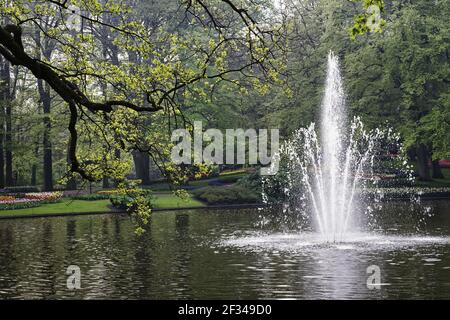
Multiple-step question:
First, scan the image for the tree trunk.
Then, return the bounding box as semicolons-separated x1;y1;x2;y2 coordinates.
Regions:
38;78;53;191
66;176;77;190
416;144;431;181
432;160;444;179
113;149;121;187
0;17;12;188
0;55;13;186
132;151;150;185
0;136;4;188
35;27;54;191
31;140;39;186
2;60;12;186
102;176;110;189
31;164;37;186
0;57;5;188
65;138;77;190
98;25;120;190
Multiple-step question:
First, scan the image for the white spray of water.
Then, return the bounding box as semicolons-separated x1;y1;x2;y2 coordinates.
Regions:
262;52;407;242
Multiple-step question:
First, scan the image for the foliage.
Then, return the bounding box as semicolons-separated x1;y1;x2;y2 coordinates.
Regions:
236;171;262;193
193;185;260;204
106;182;153;234
69;193;111;201
0;0;283;186
349;0;386;38
215;173;246;184
346;0;449;164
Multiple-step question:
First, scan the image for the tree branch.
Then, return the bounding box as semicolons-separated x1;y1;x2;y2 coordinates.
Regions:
0;24;160;114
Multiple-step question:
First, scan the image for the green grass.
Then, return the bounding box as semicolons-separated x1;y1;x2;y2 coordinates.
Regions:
153;192;205;208
415;168;450;188
0;199;111;217
219;169;250;176
0;193;205;218
186;179;211;187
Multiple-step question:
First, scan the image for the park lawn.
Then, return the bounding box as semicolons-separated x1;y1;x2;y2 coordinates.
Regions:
152;192;205;208
0;199;111;218
0;193;205;218
415;168;450;188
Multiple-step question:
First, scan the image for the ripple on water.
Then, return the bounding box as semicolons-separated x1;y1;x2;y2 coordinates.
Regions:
220;232;450;253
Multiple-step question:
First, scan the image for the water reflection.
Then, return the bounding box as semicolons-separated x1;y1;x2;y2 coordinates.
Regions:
0;201;449;299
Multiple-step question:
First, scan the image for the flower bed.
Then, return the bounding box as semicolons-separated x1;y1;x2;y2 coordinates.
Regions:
70;193;111;201
24;192;63;203
0;191;63;210
0;196;16;201
0;198;41;210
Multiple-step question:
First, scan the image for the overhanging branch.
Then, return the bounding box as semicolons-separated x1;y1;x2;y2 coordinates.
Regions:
0;24;160;113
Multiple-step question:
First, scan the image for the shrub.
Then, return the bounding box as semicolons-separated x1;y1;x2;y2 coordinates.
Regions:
71;194;111;201
109;189;153;210
110;194;134;210
216;174;242;184
193;185;260;205
110;194;153;210
236;171;262;192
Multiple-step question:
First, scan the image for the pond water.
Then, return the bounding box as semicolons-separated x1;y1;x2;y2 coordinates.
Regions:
0;200;449;299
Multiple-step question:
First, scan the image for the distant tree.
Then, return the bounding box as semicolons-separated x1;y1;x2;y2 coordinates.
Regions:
0;0;281;186
347;0;449;180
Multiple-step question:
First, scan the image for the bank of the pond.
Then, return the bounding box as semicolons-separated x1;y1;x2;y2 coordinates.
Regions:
0;199;111;217
1;187;449;220
0;192;205;219
0;203;266;220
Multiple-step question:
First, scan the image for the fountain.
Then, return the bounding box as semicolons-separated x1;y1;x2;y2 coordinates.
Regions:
217;52;450;300
261;52;409;242
313;51;352;241
304;52;371;242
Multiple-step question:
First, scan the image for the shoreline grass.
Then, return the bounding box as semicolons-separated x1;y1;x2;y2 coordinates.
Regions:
0;199;111;217
0;192;205;218
0;167;448;219
152;192;205;209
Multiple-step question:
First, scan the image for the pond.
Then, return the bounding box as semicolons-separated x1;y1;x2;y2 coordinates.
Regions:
0;200;449;299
